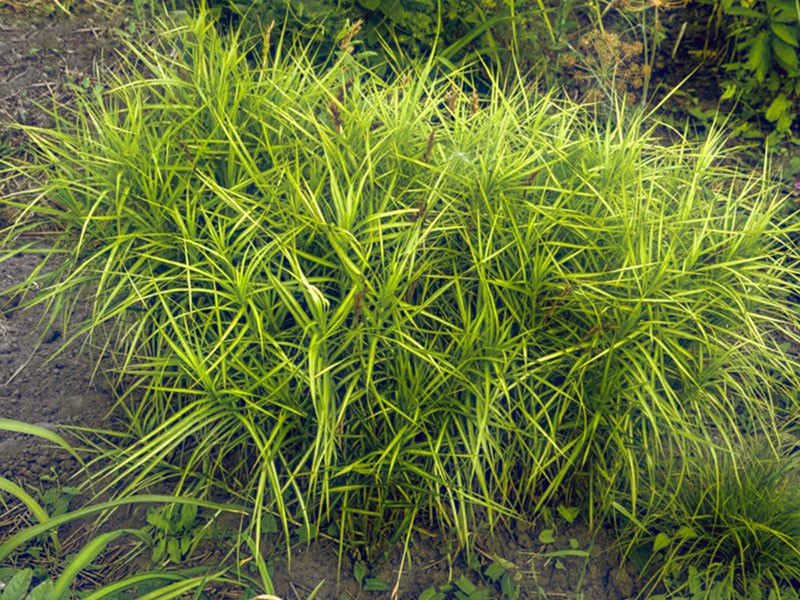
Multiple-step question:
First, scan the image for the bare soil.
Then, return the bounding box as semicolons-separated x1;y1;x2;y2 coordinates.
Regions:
0;9;639;599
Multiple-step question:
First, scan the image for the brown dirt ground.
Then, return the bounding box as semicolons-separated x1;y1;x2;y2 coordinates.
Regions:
0;8;641;599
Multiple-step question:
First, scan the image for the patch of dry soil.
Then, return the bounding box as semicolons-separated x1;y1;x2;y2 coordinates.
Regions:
0;10;124;482
0;253;116;478
0;11;122;131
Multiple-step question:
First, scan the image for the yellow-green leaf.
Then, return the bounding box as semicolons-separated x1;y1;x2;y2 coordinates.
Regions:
353;560;367;585
772;0;800;22
747;30;771;82
771;23;799;47
538;528;555;544
485;562;506;582
167;537;181;563
557;504;580;524
653;532;671;553
27;579;57;600
772;37;799;70
777;111;795;132
721;83;737;101
765;93;793;121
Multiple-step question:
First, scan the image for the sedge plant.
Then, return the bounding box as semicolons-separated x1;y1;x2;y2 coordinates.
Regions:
623;435;800;599
1;7;800;566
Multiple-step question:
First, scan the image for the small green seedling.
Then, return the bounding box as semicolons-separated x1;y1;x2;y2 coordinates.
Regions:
37;486;80;520
351;560;390;594
556;505;580;525
0;569;65;600
143;503;206;565
435;552;521;600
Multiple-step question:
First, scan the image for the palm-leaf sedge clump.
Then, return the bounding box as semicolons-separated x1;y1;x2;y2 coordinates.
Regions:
2;10;800;566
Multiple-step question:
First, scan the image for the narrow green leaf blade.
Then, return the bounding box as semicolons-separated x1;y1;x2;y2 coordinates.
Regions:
0;420;85;471
52;530;142;599
0;478;49;525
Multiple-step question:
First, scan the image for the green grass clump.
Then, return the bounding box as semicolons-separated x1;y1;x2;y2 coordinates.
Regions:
2;9;800;559
626;437;800;599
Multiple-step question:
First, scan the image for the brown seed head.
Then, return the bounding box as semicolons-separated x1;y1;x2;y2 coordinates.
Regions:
339;19;364;54
423;129;436;162
328;101;342;133
445;85;459;115
337;79;354;103
264;20;275;50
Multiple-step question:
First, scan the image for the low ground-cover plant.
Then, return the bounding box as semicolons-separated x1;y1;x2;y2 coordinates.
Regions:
0;421;274;599
624;435;800;599
2;7;800;567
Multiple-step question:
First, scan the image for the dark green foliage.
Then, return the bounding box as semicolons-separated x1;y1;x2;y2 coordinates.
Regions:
699;0;800;143
188;0;549;72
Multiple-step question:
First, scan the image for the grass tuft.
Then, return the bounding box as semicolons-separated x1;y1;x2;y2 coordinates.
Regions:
2;8;800;564
625;435;800;598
